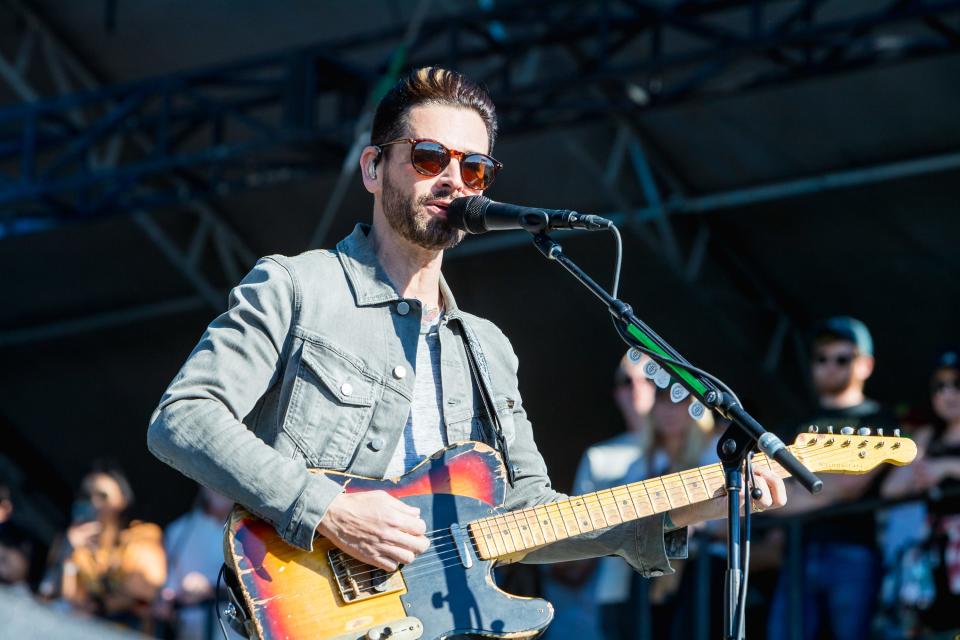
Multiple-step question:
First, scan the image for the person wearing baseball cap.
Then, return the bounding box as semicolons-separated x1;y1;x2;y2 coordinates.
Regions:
767;316;897;640
881;347;960;635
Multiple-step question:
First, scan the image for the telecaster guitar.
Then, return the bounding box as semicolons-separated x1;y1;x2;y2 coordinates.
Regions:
223;430;916;640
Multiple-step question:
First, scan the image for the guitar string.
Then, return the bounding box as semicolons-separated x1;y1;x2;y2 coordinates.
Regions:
408;440;873;540
336;442;850;561
330;442;886;582
331;442;892;580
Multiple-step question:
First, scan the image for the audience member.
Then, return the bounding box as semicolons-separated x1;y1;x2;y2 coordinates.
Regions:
0;522;34;596
767;316;897;640
542;351;656;640
154;485;242;640
543;351;716;639
882;347;960;635
51;462;166;632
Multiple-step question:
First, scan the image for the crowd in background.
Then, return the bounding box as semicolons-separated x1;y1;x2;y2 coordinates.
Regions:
1;315;958;639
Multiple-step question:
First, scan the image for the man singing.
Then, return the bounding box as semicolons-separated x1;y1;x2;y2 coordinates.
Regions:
147;67;784;590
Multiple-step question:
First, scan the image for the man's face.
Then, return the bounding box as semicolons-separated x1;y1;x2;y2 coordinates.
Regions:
811;338;871;395
377;104;490;251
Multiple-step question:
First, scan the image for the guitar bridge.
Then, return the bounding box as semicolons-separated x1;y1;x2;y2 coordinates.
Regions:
328;548;405;603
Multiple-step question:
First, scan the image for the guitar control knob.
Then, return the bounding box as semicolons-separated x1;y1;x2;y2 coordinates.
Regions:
858;427;871;436
841;426;855;436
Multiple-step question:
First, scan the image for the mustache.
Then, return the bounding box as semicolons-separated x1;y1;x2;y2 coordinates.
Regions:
417;190;454;205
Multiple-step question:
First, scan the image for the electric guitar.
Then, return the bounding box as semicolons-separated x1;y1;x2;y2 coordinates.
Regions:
223;430;916;640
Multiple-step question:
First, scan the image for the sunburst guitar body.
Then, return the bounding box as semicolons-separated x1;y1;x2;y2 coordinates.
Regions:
224;433;916;640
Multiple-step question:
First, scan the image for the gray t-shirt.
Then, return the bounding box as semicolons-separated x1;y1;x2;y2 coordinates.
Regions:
384;310;447;478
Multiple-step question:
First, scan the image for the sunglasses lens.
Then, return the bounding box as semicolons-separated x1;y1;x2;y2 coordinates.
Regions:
411;141;449;176
462;155;498;190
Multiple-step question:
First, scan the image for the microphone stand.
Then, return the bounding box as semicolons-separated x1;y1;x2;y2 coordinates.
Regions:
524;227;822;640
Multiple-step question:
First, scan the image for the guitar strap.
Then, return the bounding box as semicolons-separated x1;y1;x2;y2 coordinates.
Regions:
461;329;517;487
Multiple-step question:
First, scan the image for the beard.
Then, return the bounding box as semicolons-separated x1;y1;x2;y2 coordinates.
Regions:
381;171;465;251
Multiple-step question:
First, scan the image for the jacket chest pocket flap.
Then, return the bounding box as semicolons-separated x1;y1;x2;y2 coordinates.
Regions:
284;340;377;468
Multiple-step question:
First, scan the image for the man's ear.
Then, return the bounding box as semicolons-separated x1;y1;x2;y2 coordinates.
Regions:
360;146;382;193
855;354;875;381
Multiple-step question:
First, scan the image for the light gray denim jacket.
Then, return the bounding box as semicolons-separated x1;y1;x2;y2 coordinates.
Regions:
147;224;685;577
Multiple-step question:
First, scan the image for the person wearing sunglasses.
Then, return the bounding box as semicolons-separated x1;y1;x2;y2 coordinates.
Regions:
766;316;897;640
881;348;960;635
148;67;786;631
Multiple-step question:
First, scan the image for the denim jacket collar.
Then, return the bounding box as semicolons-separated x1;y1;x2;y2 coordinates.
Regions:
337;223;461;315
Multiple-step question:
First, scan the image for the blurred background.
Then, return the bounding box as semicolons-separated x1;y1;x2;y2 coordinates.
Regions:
0;1;958;638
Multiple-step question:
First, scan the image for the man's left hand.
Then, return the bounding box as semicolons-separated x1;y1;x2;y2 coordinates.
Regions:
667;465;787;529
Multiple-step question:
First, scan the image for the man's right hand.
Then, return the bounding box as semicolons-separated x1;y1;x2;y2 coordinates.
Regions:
316;490;429;571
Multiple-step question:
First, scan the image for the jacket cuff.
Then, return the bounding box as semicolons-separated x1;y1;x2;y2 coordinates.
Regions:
633;514;688;577
282;472;345;551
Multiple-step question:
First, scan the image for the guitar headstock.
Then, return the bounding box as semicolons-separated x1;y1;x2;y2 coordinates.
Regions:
789;426;917;475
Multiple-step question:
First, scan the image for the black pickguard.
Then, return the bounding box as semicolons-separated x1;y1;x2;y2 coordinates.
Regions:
397;493;553;639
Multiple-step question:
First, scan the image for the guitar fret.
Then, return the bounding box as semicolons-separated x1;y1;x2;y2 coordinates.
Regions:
511;510;536;549
585;492;609;530
645;477;673;513
599;488;623;526
533;506;556;544
555;500;582;537
522;509;545;547
570;497;593;533
706;464;726;498
682;469;710;502
479;518;504;558
663;473;690;508
496;514;519;554
612;486;638;521
546;503;569;540
626;483;654;517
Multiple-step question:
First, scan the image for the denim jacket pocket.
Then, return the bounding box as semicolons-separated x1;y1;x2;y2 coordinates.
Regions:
283;339;377;469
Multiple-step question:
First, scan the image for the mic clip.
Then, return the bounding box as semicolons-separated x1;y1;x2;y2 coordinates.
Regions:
520;211;613;233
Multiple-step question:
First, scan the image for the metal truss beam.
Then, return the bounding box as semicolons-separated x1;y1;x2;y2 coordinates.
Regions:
2;0;959;233
0;0;259;312
3;145;956;347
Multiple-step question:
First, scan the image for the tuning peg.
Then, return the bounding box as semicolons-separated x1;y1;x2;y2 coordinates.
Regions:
877;428;884;437
827;425;834;434
841;426;855;436
894;428;901;438
808;425;819;433
858;427;871;436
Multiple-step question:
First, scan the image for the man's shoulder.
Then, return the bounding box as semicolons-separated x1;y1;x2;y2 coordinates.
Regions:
456;309;512;346
263;248;340;272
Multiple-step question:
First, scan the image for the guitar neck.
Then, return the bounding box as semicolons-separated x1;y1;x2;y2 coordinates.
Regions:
468;451;789;561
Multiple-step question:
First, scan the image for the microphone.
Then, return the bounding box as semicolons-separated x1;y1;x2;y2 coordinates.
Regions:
447;196;612;234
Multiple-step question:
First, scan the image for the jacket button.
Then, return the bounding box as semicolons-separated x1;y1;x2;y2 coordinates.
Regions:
396;301;410;315
392;365;407;379
369;437;385;451
340;382;353;397
649;570;664;577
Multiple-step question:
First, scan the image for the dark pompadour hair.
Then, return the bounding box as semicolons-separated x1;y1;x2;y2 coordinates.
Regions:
371;67;498;156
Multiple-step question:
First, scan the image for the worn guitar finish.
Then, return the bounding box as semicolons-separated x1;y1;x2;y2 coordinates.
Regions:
225;433;917;640
225;442;550;640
